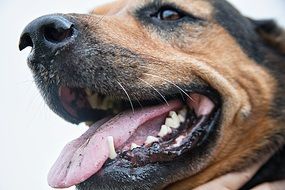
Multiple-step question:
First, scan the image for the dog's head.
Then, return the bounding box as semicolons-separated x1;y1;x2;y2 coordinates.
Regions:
19;0;285;189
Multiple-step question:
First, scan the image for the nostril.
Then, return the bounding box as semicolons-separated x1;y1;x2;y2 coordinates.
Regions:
19;15;75;52
19;33;34;51
43;24;74;44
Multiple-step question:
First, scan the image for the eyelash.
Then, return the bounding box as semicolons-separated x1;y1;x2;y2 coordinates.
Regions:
151;6;185;21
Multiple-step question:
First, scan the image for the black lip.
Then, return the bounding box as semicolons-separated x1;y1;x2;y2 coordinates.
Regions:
34;69;222;190
76;107;221;190
48;84;221;125
74;86;222;190
118;107;221;167
31;56;222;189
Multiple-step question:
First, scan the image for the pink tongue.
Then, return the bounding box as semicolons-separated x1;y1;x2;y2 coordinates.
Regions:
48;100;181;188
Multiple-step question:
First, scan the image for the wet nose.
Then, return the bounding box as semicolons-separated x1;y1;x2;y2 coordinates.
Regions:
19;15;76;51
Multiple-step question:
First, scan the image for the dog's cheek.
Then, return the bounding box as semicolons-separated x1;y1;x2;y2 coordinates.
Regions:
166;29;280;190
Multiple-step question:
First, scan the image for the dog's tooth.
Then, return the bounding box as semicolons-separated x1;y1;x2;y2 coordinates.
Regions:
178;108;187;123
87;93;99;109
158;125;172;138
96;95;104;109
107;100;114;109
158;125;168;138
179;108;187;118
105;97;115;109
85;88;93;96
167;126;172;133
165;117;180;129
178;114;185;123
100;97;110;110
103;97;110;108
169;111;180;124
172;135;186;148
107;136;117;159
145;136;159;145
131;143;140;150
85;121;94;127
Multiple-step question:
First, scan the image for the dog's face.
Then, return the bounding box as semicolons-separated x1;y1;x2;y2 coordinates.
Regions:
19;0;285;189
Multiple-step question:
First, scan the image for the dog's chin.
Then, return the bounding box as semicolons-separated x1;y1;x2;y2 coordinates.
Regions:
42;84;222;190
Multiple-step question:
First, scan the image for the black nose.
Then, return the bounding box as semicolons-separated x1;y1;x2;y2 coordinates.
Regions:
19;15;75;51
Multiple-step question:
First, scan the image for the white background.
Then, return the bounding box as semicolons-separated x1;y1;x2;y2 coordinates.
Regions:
0;0;284;190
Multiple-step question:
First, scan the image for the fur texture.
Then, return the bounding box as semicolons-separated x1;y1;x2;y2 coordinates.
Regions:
21;0;285;189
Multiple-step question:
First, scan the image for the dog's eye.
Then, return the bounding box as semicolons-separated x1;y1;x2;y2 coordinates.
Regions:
157;8;184;21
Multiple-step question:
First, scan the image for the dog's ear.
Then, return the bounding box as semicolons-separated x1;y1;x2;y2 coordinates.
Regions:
250;19;285;54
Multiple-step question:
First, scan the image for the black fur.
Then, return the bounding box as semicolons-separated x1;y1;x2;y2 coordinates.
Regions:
20;0;285;189
212;0;285;188
241;145;285;190
211;0;265;63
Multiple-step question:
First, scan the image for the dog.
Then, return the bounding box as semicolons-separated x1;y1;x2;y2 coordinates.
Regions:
19;0;285;189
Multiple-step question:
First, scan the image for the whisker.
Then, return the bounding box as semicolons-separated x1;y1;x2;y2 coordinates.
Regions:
144;73;193;101
139;65;161;73
133;96;143;109
138;77;169;106
116;81;135;113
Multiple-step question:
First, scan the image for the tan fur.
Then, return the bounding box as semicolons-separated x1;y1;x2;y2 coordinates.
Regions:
81;0;284;189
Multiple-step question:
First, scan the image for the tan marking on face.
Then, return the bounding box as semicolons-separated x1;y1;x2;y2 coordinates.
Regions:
92;0;213;18
163;26;279;189
72;0;282;188
90;0;129;15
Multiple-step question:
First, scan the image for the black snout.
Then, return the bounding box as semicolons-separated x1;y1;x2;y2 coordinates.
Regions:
19;15;76;51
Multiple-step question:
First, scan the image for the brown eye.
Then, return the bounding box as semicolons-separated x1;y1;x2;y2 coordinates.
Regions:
158;9;184;21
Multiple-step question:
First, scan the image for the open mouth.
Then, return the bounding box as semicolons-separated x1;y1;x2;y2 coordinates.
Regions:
48;86;221;188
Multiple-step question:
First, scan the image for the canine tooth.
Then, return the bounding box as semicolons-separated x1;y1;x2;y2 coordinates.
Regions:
158;125;172;137
107;136;117;159
87;94;99;109
165;118;180;129
145;136;159;145
85;88;93;96
131;143;140;150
